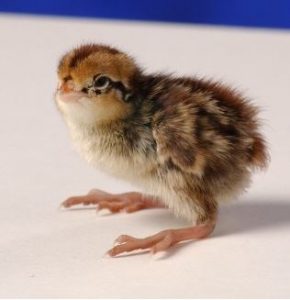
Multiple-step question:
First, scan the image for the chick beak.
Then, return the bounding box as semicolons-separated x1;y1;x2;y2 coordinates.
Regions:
56;80;85;103
59;81;74;93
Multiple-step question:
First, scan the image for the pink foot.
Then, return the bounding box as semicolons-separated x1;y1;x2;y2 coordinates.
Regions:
61;189;165;213
107;222;216;258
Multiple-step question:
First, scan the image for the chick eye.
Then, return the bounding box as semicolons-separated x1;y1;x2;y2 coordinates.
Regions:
94;75;110;90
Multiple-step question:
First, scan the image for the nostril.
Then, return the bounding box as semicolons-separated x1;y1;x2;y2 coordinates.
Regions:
63;75;72;82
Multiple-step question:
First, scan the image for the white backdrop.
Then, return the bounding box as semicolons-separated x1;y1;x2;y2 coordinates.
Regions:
0;14;289;298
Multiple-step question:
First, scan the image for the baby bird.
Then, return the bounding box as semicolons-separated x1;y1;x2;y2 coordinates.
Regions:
55;44;268;257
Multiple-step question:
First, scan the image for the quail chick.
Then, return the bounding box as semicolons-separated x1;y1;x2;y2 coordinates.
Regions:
55;44;269;257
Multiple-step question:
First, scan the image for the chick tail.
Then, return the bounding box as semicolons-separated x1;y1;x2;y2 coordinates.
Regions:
249;134;270;170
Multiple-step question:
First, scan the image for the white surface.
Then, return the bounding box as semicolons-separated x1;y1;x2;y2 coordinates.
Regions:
0;14;290;298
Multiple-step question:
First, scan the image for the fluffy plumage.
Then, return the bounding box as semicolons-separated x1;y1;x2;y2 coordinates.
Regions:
55;43;269;224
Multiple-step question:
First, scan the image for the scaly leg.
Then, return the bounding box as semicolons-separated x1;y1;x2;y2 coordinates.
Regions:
61;189;165;213
107;221;216;257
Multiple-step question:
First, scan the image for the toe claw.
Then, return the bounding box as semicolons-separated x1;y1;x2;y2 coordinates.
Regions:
151;251;167;260
107;248;117;257
97;208;112;216
63;202;72;208
113;237;127;247
114;234;134;244
103;252;112;258
88;189;98;195
113;241;124;247
61;200;69;208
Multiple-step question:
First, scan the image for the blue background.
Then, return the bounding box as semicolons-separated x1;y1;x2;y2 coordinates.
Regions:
1;0;290;29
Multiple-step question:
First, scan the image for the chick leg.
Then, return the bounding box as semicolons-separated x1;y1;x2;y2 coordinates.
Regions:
107;220;216;257
61;189;164;213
